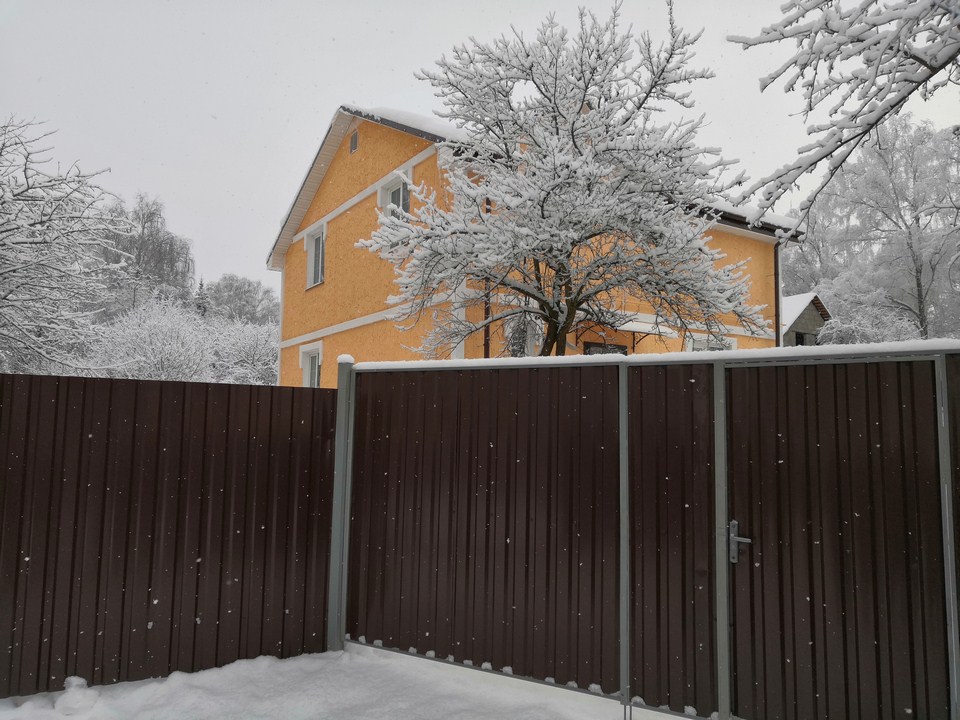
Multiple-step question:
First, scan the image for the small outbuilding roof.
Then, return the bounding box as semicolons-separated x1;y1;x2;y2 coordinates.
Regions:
781;292;832;331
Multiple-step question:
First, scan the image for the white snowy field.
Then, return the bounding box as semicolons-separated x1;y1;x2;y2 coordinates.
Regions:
0;644;672;720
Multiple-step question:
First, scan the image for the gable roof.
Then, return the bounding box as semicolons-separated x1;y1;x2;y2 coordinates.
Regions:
781;292;832;331
267;104;802;270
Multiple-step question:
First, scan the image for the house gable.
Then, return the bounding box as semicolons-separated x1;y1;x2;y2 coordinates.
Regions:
271;104;802;386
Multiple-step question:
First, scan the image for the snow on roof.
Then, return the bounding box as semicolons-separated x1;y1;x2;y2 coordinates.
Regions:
340;104;471;143
709;198;803;237
781;293;832;330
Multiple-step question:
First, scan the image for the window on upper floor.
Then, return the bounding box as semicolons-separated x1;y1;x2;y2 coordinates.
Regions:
307;228;325;287
349;130;359;154
382;179;410;218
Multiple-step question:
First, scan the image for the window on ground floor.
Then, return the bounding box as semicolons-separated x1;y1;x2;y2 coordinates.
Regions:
300;341;323;388
583;341;628;356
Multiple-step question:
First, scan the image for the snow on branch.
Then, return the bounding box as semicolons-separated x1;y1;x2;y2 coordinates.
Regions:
0;118;133;369
731;0;960;223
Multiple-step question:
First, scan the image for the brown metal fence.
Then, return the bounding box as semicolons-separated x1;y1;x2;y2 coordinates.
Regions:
728;361;948;720
332;347;960;720
4;345;960;720
346;366;620;691
628;363;716;713
0;374;337;698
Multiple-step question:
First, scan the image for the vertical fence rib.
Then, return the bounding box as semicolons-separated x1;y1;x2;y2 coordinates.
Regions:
326;358;357;652
714;361;731;720
935;354;960;720
618;362;631;715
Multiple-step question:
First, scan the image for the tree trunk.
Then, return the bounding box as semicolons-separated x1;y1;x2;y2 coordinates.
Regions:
539;322;558;356
915;262;928;339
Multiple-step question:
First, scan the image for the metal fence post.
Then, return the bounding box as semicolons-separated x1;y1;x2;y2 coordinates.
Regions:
713;361;731;720
326;356;357;652
935;354;960;720
618;362;631;717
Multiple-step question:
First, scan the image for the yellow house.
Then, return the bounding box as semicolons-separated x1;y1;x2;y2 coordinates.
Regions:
268;105;793;388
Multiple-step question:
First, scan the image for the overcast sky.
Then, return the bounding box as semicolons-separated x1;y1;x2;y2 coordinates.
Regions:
2;1;957;293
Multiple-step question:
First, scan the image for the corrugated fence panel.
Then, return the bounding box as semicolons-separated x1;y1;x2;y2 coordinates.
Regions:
628;363;716;716
347;366;620;692
948;353;960;677
727;362;948;720
0;374;337;699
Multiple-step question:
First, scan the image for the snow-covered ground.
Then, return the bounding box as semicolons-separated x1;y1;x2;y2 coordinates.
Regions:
0;644;671;720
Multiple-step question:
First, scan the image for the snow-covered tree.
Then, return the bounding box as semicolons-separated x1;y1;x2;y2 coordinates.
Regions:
731;0;960;220
87;298;215;381
195;277;210;317
0;119;130;370
206;273;279;324
361;4;766;357
816;277;921;344
86;298;278;385
213;320;278;385
782;116;960;342
100;194;196;314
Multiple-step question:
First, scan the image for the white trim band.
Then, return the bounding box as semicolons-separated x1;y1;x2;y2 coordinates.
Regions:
292;145;437;247
280;307;402;349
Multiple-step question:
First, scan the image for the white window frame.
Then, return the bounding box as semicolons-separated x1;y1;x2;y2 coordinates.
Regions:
684;334;737;352
305;225;326;288
378;168;412;217
299;340;323;388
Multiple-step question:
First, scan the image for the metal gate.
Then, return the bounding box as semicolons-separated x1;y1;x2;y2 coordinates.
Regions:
726;361;950;719
324;344;960;720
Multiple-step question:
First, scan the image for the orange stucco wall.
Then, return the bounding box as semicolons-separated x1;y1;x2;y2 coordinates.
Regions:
277;117;778;388
279;119;446;387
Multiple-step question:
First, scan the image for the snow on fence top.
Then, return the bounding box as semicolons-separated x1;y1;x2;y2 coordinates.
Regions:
352;339;960;372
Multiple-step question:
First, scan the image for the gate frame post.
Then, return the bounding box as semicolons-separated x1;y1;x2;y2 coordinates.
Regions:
618;362;631;716
713;360;731;720
326;355;357;652
935;353;960;720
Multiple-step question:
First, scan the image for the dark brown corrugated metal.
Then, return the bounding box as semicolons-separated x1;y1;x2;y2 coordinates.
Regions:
947;353;960;678
347;366;620;692
628;363;716;715
0;374;337;699
727;362;949;720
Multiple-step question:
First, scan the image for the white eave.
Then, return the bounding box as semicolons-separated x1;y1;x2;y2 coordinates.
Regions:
266;105;465;271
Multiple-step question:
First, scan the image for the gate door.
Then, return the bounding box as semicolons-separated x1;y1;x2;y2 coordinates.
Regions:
727;361;949;720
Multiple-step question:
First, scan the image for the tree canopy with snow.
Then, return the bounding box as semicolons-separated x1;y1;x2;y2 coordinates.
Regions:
0;119;131;370
205;273;280;324
782;116;960;342
361;3;766;357
86;297;278;384
731;0;960;221
100;193;197;316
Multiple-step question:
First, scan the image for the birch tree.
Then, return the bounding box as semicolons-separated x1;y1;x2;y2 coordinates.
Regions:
0;119;130;370
731;0;960;221
361;3;766;357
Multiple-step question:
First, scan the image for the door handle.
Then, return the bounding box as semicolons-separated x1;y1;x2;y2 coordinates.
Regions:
729;519;752;564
